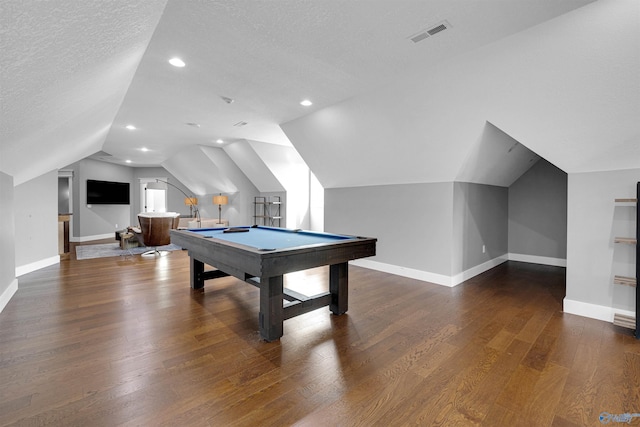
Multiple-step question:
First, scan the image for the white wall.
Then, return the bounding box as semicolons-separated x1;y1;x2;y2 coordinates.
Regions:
309;172;324;231
564;168;639;322
248;142;311;229
0;171;17;313
14;170;59;275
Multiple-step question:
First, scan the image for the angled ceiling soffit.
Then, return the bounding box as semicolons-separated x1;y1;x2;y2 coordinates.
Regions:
247;140;309;191
162;145;237;195
224;140;284;193
455;122;541;187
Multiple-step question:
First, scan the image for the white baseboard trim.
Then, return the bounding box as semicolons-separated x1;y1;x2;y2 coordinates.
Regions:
351;254;508;288
0;278;18;313
451;255;509;286
73;233;114;243
351;259;454;286
16;255;60;277
508;253;566;267
562;298;635;323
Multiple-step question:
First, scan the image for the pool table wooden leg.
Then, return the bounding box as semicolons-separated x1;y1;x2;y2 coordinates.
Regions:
259;275;284;341
191;258;205;289
330;262;348;315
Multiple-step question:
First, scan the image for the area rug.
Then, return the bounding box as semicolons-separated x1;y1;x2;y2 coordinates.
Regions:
76;243;183;260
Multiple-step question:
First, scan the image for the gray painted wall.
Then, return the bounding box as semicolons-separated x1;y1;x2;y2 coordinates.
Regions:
68;159;134;240
566;168;639;316
64;160;260;240
14;170;58;268
0;171;16;307
508;159;568;259
453;182;508;274
325;183;454;276
326;182;508;279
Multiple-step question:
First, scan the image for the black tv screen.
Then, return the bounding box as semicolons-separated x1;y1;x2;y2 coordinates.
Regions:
87;179;130;205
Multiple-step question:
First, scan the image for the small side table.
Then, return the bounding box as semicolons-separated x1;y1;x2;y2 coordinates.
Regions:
119;232;138;250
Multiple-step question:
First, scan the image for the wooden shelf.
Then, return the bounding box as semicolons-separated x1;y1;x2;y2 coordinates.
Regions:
614;275;637;287
614;237;637;244
613;313;636;330
612;183;638;339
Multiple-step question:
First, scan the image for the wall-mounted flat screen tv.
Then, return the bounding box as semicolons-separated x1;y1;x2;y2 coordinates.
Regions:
87;179;130;205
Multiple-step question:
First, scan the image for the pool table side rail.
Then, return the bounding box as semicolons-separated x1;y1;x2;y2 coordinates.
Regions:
170;229;377;280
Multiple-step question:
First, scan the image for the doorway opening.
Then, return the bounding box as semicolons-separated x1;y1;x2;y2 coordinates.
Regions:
140;179;167;213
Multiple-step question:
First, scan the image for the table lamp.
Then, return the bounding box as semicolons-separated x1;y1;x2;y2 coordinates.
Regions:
184;197;198;217
213;194;228;224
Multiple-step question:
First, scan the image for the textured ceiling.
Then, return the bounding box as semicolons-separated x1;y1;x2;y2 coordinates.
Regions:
282;0;640;188
102;0;597;167
0;0;168;185
4;0;635;191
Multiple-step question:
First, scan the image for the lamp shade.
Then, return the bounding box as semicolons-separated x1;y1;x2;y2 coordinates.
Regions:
146;182;166;190
213;195;228;206
184;197;198;206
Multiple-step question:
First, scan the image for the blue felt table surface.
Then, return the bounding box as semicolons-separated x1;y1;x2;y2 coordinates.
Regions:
186;226;354;250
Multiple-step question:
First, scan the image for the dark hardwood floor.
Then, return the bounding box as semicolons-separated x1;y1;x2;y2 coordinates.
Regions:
1;240;638;426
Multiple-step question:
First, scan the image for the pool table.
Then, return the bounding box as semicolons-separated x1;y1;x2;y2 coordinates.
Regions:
170;225;376;341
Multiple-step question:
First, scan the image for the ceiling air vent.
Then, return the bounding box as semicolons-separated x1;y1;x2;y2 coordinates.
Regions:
409;20;451;43
233;121;248;127
410;32;430;44
427;23;448;36
88;150;124;164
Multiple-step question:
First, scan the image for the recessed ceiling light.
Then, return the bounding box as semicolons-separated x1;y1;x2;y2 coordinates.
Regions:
300;99;313;106
125;160;132;163
169;57;186;67
141;147;149;152
216;139;224;144
126;125;136;130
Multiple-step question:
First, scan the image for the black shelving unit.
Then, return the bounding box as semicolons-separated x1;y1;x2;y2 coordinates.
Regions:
253;196;283;227
634;182;640;339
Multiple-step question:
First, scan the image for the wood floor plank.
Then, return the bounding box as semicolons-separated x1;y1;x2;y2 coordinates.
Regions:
522;362;570;426
1;243;638;426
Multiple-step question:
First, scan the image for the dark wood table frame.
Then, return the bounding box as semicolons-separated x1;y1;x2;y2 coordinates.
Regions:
170;228;376;341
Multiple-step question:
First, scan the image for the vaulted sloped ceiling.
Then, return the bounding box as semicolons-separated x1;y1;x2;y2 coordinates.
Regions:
282;0;639;189
485;0;640;174
245;141;310;194
225;141;285;193
174;140;308;196
162;145;243;195
0;0;168;185
3;0;636;194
